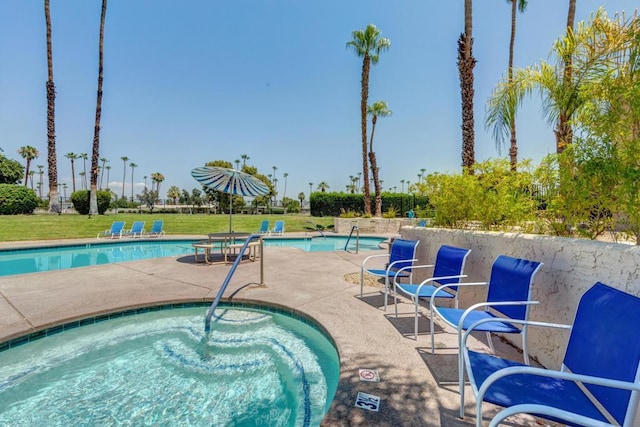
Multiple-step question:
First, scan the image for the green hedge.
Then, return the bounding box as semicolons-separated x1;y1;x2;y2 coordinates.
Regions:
310;192;431;217
0;184;39;214
70;190;113;215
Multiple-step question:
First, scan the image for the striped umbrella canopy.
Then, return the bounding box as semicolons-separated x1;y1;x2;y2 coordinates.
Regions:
191;166;270;233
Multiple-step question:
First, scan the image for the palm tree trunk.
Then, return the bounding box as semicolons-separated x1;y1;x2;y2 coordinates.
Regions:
90;1;106;215
368;115;382;216
508;0;518;171
361;54;371;216
459;0;476;173
557;0;576;154
45;0;60;213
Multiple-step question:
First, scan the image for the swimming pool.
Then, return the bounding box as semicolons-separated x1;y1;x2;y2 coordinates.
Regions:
0;304;340;426
0;236;386;277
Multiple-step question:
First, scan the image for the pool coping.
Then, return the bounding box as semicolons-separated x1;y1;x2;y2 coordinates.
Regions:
0;233;534;426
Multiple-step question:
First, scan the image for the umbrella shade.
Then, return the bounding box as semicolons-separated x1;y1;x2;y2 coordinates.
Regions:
191;166;271;233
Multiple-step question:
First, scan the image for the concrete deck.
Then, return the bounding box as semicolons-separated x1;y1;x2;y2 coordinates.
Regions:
0;234;545;426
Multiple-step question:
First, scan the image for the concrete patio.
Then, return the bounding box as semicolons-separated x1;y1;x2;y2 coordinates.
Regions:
0;234;546;426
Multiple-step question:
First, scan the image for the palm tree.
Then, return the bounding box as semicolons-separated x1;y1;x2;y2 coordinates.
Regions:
241;154;250;166
282;172;288;200
347;24;390;216
308;182;313;199
234;159;240;170
37;164;44;198
400;179;405;193
143;175;148;189
317;182;330;192
151;172;165;200
28;171;36;189
129;162;137;201
99;157;108;189
65;153;78;192
78;172;85;190
44;0;60;213
298;192;305;207
367;100;392;217
120;156;128;199
459;0;477;172
90;0;107;215
272;165;277;185
502;0;528;171
167;186;181;205
105;165;111;190
18;146;39;187
79;152;88;190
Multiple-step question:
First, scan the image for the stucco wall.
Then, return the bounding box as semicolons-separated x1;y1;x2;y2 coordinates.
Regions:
399;226;640;369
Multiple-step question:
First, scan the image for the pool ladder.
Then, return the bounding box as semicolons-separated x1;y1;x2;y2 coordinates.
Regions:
304;221;325;238
344;225;359;254
204;234;264;332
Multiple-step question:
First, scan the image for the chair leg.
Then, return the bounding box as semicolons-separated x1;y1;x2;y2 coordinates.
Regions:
459;330;466;419
430;310;435;353
383;276;389;311
360;269;364;298
485;331;495;354
414;297;419;340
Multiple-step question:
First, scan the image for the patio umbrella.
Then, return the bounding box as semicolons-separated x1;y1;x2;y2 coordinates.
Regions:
191;166;270;233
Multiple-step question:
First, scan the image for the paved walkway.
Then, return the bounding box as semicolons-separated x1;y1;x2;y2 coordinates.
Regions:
0;235;542;426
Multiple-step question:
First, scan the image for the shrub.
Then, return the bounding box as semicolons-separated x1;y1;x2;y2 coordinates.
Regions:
0;184;39;214
70;190;112;215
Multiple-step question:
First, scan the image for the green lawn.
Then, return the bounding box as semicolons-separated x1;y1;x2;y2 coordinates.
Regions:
0;214;335;242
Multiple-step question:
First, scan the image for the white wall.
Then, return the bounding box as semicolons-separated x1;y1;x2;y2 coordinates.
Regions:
400;227;640;369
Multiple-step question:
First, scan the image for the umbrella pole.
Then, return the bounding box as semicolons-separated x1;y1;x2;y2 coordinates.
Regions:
229;194;232;233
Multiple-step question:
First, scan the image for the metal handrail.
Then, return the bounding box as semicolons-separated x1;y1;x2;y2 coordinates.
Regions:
304;221;325;238
344;225;359;253
204;234;264;332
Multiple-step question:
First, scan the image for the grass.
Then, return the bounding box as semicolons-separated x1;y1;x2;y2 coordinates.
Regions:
0;213;336;243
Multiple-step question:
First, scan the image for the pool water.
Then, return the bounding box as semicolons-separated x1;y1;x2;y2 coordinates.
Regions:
0;305;340;426
0;236;386;277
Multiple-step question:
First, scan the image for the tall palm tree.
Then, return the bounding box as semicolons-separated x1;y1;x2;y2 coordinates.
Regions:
459;0;477;172
44;0;60;213
241;154;250;166
505;0;528;171
400;179;405;193
120;156;128;199
129;162;137;201
65;152;78;192
556;0;576;154
105;165;111;190
79;153;88;190
28;171;36;189
89;0;107;215
37;164;44;198
99;157;108;189
18;146;39;187
347;24;391;216
367;100;392;217
282;172;288;200
234;159;240;170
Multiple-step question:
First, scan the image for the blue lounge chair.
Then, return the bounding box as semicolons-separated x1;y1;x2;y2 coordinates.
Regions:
271;220;284;236
256;220;270;235
360;238;419;310
464;282;640;426
148;220;165;237
127;221;145;238
392;245;472;340
97;221;126;239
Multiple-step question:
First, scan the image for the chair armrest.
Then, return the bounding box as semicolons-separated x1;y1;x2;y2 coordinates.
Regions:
414;274;468;297
392;264;435;285
457;300;540;335
430;282;488;311
462;316;571;349
488;404;615;427
387;258;417;274
361;253;390;270
476;365;640;427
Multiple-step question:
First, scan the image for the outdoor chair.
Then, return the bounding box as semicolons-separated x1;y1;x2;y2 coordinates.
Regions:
463;282;640;426
127;221;145;238
271;220;285;236
256;220;270;235
97;221;126;239
430;255;542;366
360;238;419;311
392;245;472;339
147;220;165;237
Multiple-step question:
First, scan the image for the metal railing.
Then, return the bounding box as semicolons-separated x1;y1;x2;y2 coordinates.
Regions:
204;234;264;332
304;221;325;237
344;225;360;253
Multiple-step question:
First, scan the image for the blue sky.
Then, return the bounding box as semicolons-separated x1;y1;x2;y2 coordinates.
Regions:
1;1;637;202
